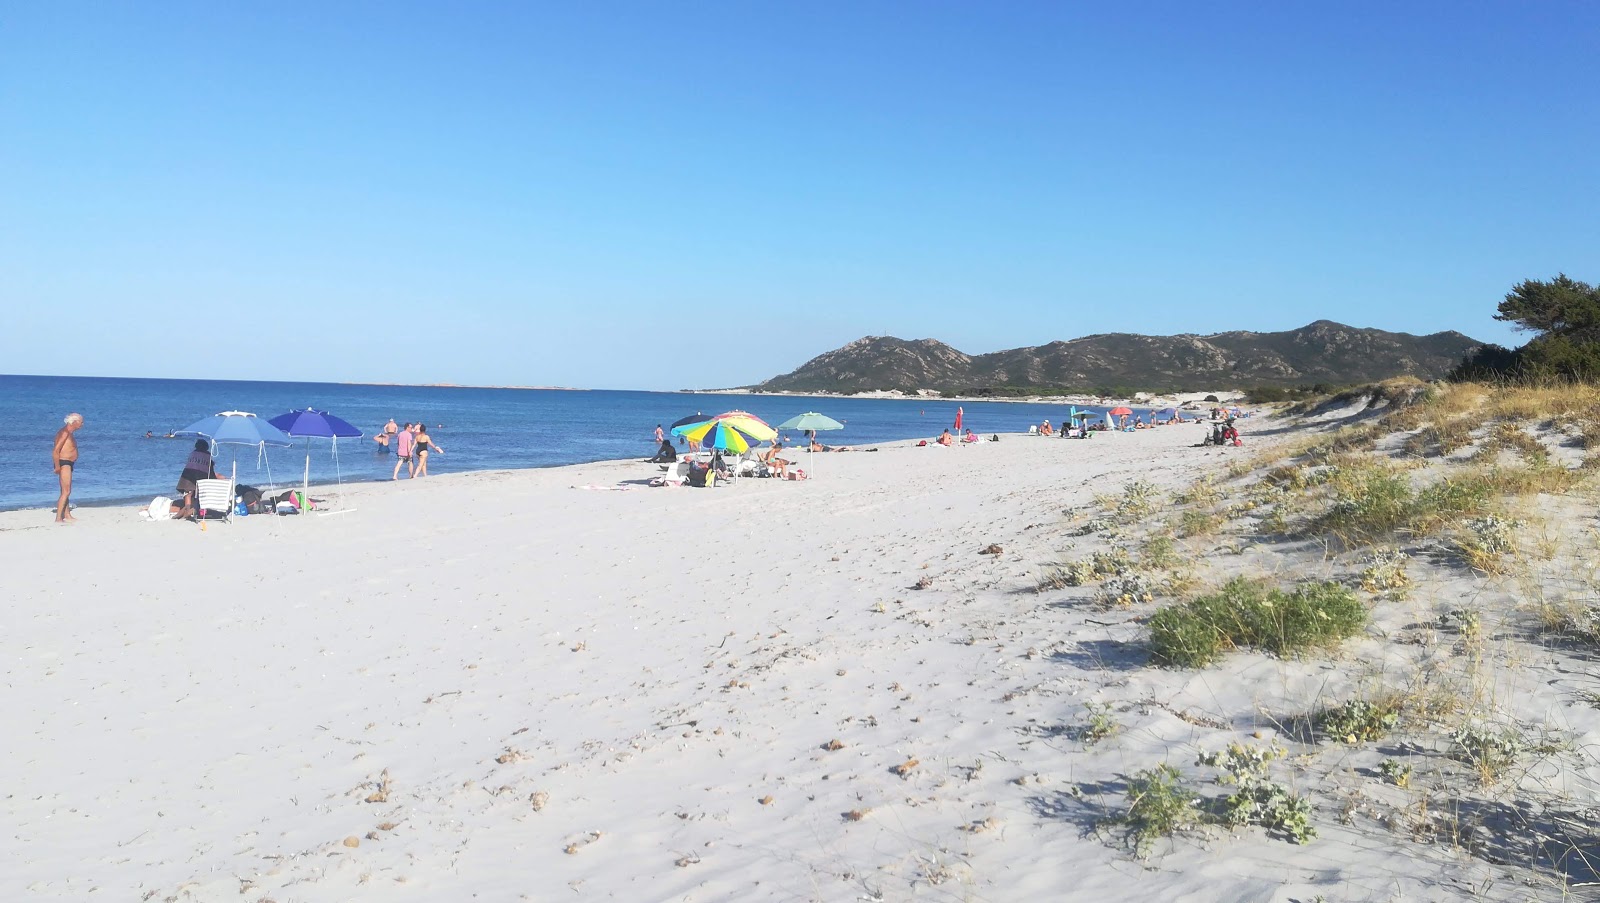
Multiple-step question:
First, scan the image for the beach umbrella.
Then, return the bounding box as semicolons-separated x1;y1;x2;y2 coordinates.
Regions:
268;408;364;509
1108;406;1134;417
953;406;963;432
709;410;777;442
696;421;752;454
175;411;293;492
671;412;775;446
670;412;709;429
176;411;294;449
776;412;845;477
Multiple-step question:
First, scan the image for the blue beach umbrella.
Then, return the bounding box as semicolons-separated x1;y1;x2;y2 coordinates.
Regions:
175;411;294;487
176;411;295;449
268;408;365;506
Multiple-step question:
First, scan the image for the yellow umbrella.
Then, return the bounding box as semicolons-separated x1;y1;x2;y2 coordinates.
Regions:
709;410;776;442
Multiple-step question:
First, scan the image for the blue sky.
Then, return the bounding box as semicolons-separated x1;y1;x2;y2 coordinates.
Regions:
2;2;1596;390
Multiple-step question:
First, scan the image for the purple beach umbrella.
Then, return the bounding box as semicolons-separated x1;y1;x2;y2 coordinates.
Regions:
267;408;365;508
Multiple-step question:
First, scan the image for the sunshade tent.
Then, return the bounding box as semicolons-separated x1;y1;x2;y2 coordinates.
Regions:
174;411;294;492
775;412;844;477
267;408;364;510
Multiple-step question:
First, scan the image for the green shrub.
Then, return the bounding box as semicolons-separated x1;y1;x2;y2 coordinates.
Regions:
1114;764;1201;857
1196;743;1317;844
1315;696;1402;744
1149;578;1367;668
1317;468;1495;544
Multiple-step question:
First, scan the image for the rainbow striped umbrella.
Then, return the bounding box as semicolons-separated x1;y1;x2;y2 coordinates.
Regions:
693;421;753;454
671;410;777;448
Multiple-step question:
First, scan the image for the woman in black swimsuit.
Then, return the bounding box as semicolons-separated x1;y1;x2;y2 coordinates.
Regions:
413;426;443;477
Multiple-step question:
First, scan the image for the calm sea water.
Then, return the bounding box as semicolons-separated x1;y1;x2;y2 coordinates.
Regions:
0;374;1161;511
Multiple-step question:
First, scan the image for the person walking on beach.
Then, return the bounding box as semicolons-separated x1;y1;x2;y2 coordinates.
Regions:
52;413;83;524
392;422;416;480
413;424;442;477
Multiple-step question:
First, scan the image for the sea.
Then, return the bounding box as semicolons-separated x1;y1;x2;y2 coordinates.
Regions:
0;374;1166;512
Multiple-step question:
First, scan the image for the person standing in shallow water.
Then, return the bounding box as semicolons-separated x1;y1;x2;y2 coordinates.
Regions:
53;413;83;524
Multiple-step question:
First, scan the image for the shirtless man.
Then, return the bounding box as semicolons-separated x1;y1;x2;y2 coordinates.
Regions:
53;413;84;524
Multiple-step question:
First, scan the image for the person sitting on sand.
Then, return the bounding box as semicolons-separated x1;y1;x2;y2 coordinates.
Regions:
963;429;978;443
1039;420;1054;437
936;429;954;446
175;439;223;517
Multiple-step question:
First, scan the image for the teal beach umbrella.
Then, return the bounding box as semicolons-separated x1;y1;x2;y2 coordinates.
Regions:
775;412;845;477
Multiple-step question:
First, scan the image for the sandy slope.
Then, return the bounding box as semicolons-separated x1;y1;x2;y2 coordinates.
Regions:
0;417;1547;901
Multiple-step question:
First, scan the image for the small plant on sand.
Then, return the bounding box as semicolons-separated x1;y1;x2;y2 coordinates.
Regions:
1359;548;1411;597
1319;467;1416;542
1177;476;1221;508
1178;508;1224;537
1315;695;1402;744
1454;514;1523;572
1073;702;1119;746
1068;516;1111;537
1437;607;1485;653
1058;548;1132;587
1113;764;1201;857
1196;743;1316;844
1378;758;1413;789
1118;479;1161;519
1098;573;1156;608
1448;724;1528;784
1034;567;1073;593
1140;533;1180;570
1148;578;1367;668
1542;602;1600;646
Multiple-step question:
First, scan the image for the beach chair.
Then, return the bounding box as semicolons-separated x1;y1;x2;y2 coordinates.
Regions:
195;477;236;523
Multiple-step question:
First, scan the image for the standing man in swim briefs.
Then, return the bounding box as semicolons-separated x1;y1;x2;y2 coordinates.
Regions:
53;412;83;524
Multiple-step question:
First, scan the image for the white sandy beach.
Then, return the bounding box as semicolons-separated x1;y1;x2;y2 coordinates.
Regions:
2;415;1575;902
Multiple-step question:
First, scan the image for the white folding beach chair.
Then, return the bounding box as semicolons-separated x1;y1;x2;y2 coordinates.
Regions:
194;477;236;524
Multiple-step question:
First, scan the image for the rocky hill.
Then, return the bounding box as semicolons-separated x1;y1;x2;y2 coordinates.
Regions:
755;321;1482;393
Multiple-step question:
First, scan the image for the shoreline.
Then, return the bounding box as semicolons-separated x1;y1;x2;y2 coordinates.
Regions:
691;386;1245;407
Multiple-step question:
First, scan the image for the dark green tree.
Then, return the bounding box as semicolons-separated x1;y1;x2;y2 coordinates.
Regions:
1453;274;1600;382
1496;274;1600;381
1495;274;1600;339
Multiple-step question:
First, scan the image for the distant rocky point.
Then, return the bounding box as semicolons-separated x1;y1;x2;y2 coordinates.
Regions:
752;321;1482;394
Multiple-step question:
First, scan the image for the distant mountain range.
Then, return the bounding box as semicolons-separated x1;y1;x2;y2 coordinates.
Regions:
753;321;1482;394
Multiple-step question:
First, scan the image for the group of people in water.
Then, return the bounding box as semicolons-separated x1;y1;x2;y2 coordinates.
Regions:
372;418;443;479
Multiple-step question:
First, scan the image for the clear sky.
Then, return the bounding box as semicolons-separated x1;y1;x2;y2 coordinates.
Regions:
3;2;1596;390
